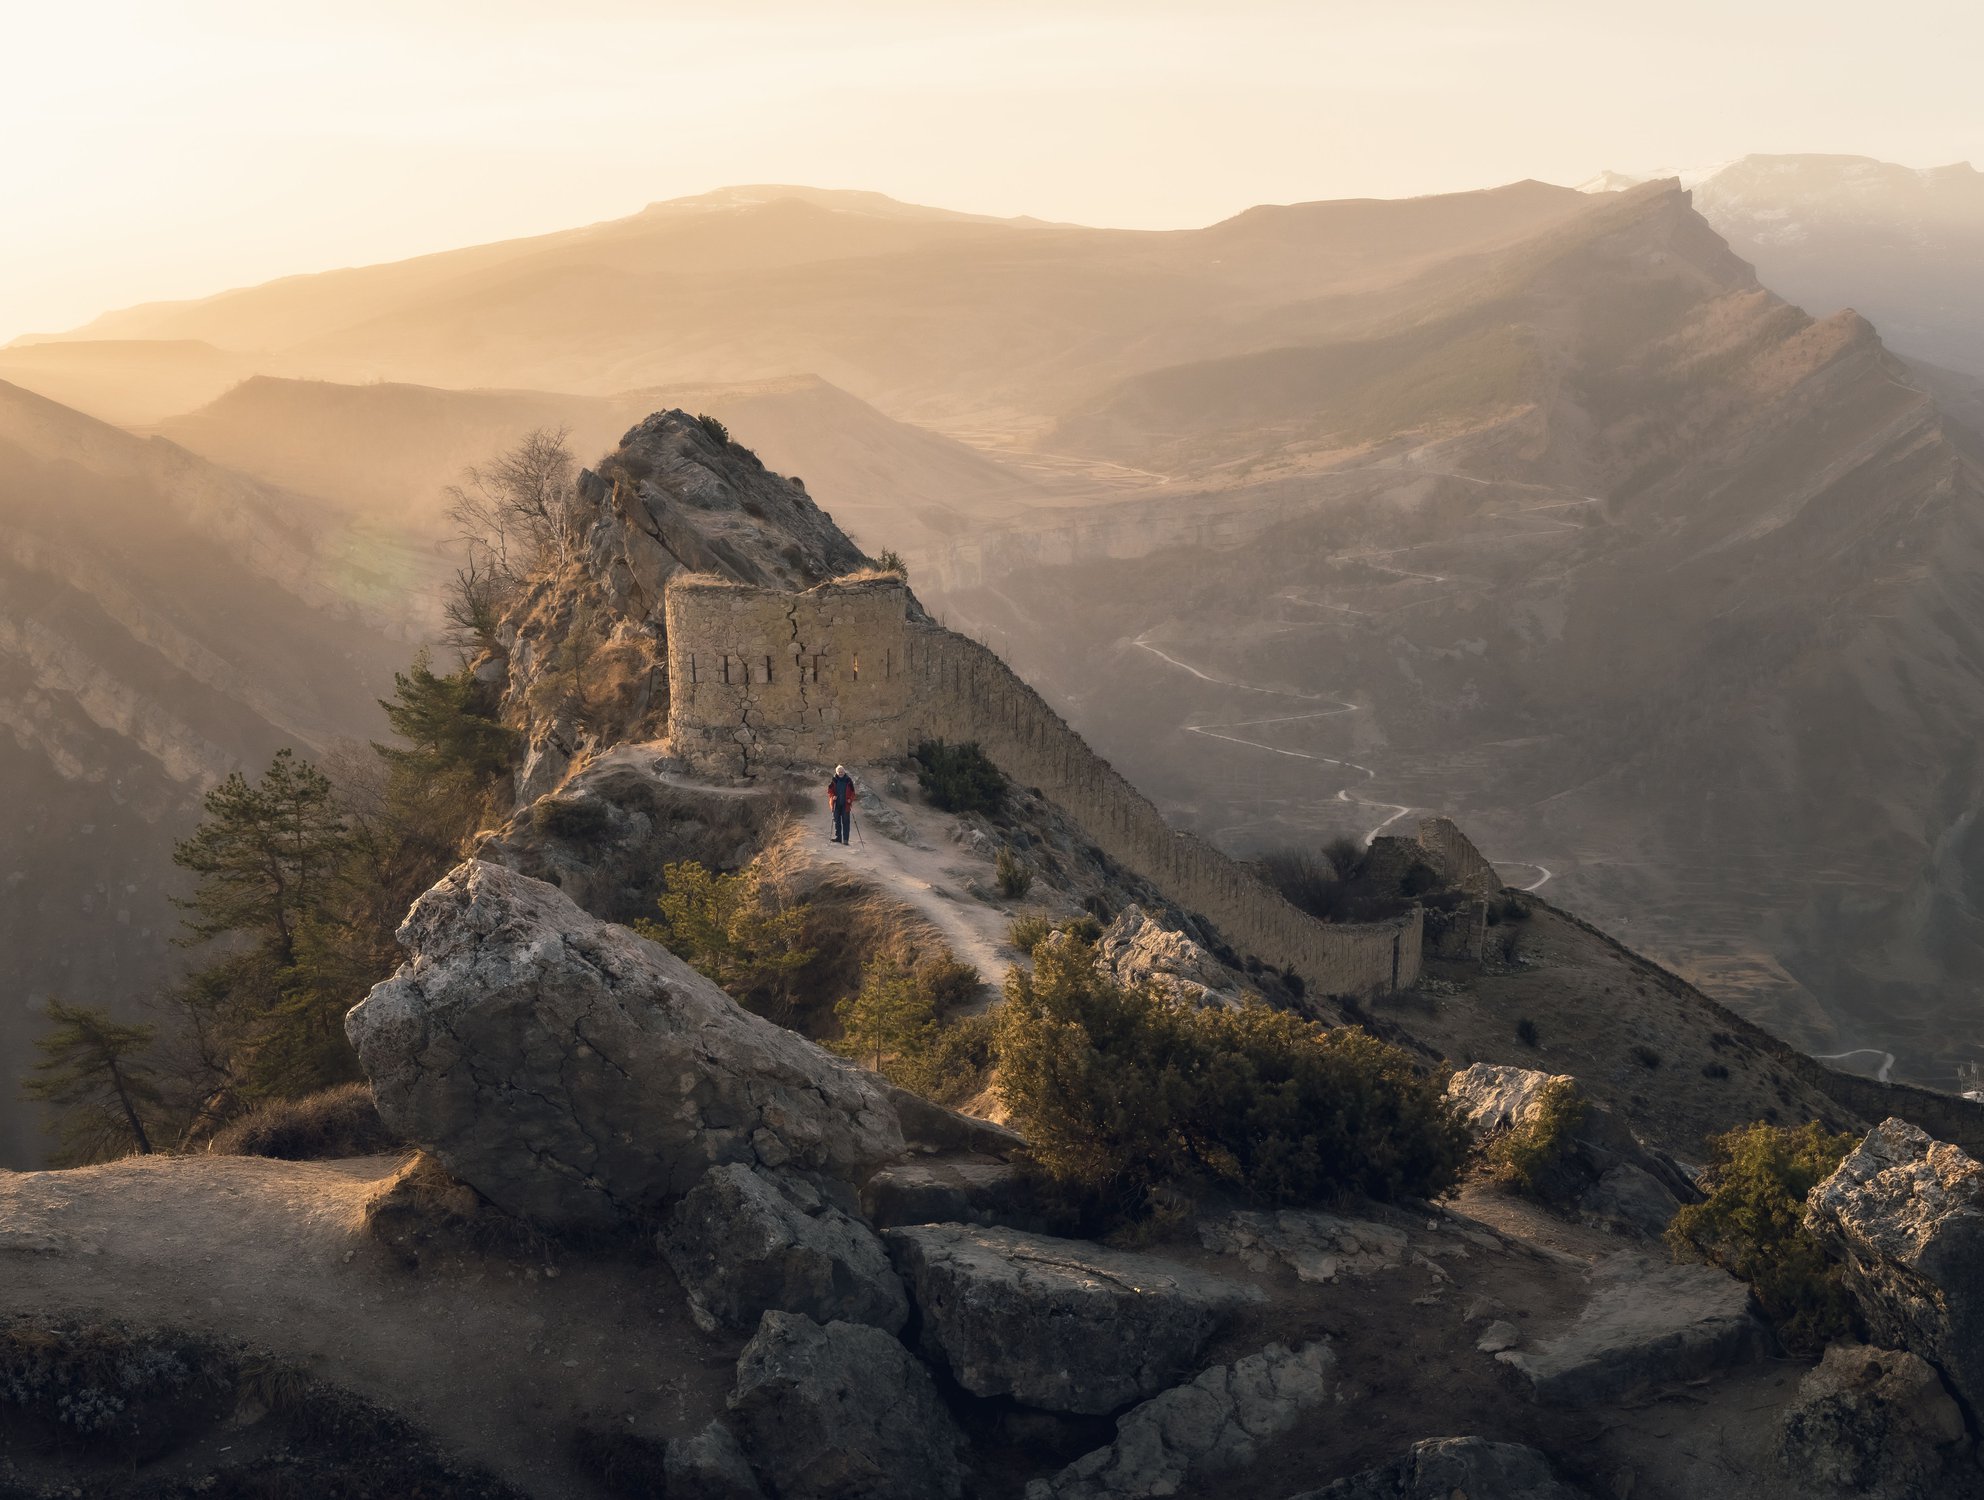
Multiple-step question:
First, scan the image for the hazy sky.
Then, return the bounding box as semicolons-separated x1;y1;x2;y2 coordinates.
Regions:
4;0;1980;342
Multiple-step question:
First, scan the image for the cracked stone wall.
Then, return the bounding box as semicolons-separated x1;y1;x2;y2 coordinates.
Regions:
664;574;912;777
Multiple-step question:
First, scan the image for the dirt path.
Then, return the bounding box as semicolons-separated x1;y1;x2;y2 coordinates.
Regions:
787;775;1043;985
0;1154;739;1498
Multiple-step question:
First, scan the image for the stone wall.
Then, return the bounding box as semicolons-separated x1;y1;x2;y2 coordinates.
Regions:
900;623;1420;1001
1416;817;1503;896
665;574;912;777
661;579;1421;1000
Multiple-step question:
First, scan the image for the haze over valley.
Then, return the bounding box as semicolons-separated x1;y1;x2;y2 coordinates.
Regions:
10;159;1984;1147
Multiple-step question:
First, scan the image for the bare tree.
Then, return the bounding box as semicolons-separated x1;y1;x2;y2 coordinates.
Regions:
442;427;584;660
444;426;583;584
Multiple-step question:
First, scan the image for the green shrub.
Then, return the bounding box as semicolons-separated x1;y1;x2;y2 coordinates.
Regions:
1485;1077;1586;1194
1009;915;1053;955
1630;1044;1663;1069
874;550;909;577
912;739;1006;816
696;413;730;445
1515;1017;1540;1048
995;938;1468;1212
208;1082;401;1161
636;861;813;1014
894;1011;999;1106
995;847;1033;899
1666;1121;1859;1355
830;950;987;1102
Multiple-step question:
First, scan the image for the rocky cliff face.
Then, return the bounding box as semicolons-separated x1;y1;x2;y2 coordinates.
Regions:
486;409;872;799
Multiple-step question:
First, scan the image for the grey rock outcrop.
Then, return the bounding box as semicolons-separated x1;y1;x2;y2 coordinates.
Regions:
1498;1251;1766;1405
1025;1340;1335;1500
727;1311;968;1500
885;1223;1261;1414
1806;1118;1984;1419
1447;1063;1692;1235
665;1420;765;1500
1776;1344;1976;1500
658;1163;908;1334
1096;904;1241;1006
1294;1436;1588;1500
346;861;904;1230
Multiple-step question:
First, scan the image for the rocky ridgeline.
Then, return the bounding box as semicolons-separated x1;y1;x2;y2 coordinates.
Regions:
335;835;1984;1497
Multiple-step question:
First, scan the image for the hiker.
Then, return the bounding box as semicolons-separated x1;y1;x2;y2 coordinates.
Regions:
827;764;858;844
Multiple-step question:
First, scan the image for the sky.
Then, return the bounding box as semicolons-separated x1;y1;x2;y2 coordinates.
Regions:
3;0;1980;343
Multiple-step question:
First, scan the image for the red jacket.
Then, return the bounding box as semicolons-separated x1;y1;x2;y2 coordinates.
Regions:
827;773;858;810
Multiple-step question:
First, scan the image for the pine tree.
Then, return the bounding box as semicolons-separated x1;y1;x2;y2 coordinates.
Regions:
24;1001;161;1163
832;952;940;1073
173;748;349;967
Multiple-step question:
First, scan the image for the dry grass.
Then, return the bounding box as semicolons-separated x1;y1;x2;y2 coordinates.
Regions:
207;1083;402;1162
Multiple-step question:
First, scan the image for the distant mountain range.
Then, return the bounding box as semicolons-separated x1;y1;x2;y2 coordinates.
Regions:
4;163;1984;1158
1583;154;1984;378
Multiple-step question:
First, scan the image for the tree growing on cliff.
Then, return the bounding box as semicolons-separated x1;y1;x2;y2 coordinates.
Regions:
23;1001;162;1163
173;749;350;971
444;425;583;593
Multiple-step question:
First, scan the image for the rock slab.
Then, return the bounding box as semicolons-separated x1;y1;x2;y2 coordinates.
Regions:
1294;1436;1589;1500
347;861;904;1229
727;1311;968;1500
658;1163;907;1334
1026;1340;1335;1499
1806;1117;1984;1420
886;1223;1261;1414
1499;1251;1766;1406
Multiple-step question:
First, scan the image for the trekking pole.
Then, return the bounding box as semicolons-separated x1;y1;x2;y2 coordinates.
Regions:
852;811;866;850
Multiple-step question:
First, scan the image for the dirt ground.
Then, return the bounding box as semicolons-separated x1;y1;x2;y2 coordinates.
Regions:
0;1153;741;1499
1375;904;1860;1164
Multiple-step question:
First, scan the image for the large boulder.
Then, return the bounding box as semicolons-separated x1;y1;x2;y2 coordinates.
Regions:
1026;1340;1335;1500
1447;1063;1692;1236
1806;1119;1984;1418
885;1224;1261;1414
1776;1344;1975;1500
1293;1437;1589;1500
1498;1251;1767;1406
727;1311;969;1500
658;1164;908;1334
346;862;904;1230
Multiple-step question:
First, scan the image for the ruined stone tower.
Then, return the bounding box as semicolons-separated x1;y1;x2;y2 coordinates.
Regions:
663;573;912;776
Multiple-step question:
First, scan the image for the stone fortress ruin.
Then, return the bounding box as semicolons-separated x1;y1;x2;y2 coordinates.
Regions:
661;571;1511;1003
